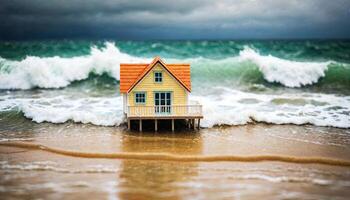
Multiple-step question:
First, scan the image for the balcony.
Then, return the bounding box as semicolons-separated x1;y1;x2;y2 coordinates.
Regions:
127;105;203;119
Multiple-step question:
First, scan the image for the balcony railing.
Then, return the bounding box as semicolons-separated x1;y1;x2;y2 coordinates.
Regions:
127;105;203;118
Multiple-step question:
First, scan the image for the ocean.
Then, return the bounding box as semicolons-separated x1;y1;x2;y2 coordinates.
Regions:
1;40;350;199
0;40;349;128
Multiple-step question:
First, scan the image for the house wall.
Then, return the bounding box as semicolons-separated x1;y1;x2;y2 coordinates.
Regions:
122;93;127;114
127;63;188;108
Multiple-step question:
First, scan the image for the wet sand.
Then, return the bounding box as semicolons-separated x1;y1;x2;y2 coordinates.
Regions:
1;123;350;199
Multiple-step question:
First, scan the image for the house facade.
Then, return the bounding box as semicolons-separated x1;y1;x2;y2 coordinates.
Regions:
120;57;202;131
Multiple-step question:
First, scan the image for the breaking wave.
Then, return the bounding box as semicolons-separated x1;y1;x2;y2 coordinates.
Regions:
0;42;349;90
1;88;349;128
238;47;330;87
0;42;349;128
0;42;148;89
0;95;124;126
193;87;350;128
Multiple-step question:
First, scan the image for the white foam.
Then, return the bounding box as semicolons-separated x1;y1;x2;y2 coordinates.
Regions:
0;43;335;90
236;174;332;186
22;96;124;126
239;47;330;87
0;94;124;126
0;42;148;89
0;161;119;174
191;87;350;128
0;138;34;142
0;87;348;128
0;43;348;128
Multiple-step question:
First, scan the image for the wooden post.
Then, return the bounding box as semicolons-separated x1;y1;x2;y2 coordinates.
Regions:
193;119;195;130
171;119;175;132
139;119;142;132
127;119;130;130
155;119;158;132
197;119;200;130
188;119;191;129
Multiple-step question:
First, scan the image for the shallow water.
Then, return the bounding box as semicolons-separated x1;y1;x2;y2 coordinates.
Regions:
1;123;350;199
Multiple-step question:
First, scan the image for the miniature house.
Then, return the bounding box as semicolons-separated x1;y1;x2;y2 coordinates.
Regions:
120;57;203;131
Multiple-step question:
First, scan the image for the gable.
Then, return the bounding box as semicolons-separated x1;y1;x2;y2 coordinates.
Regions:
119;57;191;93
132;63;186;92
127;62;188;107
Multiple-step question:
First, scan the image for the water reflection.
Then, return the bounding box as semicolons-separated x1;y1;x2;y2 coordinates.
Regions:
118;132;203;199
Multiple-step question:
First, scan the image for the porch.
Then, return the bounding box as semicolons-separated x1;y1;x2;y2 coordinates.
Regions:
126;105;203;131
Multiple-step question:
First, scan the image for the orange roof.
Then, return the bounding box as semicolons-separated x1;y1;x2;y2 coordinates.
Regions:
120;57;191;93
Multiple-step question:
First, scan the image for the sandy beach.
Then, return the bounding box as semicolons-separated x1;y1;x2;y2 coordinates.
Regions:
1;123;350;199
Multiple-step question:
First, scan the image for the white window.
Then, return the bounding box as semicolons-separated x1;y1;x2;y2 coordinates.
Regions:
135;92;146;104
154;72;162;83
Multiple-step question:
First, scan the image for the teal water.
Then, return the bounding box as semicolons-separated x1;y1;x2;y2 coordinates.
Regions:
1;40;350;61
0;40;349;128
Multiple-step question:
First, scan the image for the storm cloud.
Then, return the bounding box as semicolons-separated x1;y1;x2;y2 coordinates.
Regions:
0;0;349;40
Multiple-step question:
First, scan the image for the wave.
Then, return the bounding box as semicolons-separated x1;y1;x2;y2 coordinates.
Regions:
2;141;350;167
0;42;349;90
1;88;349;128
238;47;330;87
0;42;349;128
233;174;332;186
192;87;350;128
0;160;119;174
0;42;148;89
17;96;123;126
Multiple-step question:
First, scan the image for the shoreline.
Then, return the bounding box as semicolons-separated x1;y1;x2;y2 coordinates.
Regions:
2;141;350;166
1;123;350;199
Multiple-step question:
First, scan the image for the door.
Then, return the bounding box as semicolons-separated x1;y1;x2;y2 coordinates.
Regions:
154;92;171;114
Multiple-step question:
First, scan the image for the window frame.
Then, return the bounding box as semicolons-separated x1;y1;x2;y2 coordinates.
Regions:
154;71;163;83
154;91;173;114
134;92;146;105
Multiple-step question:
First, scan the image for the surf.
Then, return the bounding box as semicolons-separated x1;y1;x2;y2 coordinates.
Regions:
238;47;330;87
1;87;349;128
0;41;349;129
0;42;349;90
0;42;148;89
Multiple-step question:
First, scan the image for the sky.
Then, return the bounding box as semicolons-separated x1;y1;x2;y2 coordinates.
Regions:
0;0;350;40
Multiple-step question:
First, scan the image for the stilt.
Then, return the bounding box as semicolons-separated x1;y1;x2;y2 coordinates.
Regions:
155;119;158;132
127;119;130;130
171;119;175;132
193;119;196;130
198;119;200;130
139;119;142;132
188;119;191;129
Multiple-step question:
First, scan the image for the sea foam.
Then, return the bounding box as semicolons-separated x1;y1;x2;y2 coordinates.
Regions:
193;87;350;128
0;42;349;128
239;47;330;87
0;42;147;89
1;87;349;128
20;96;124;126
0;42;338;89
